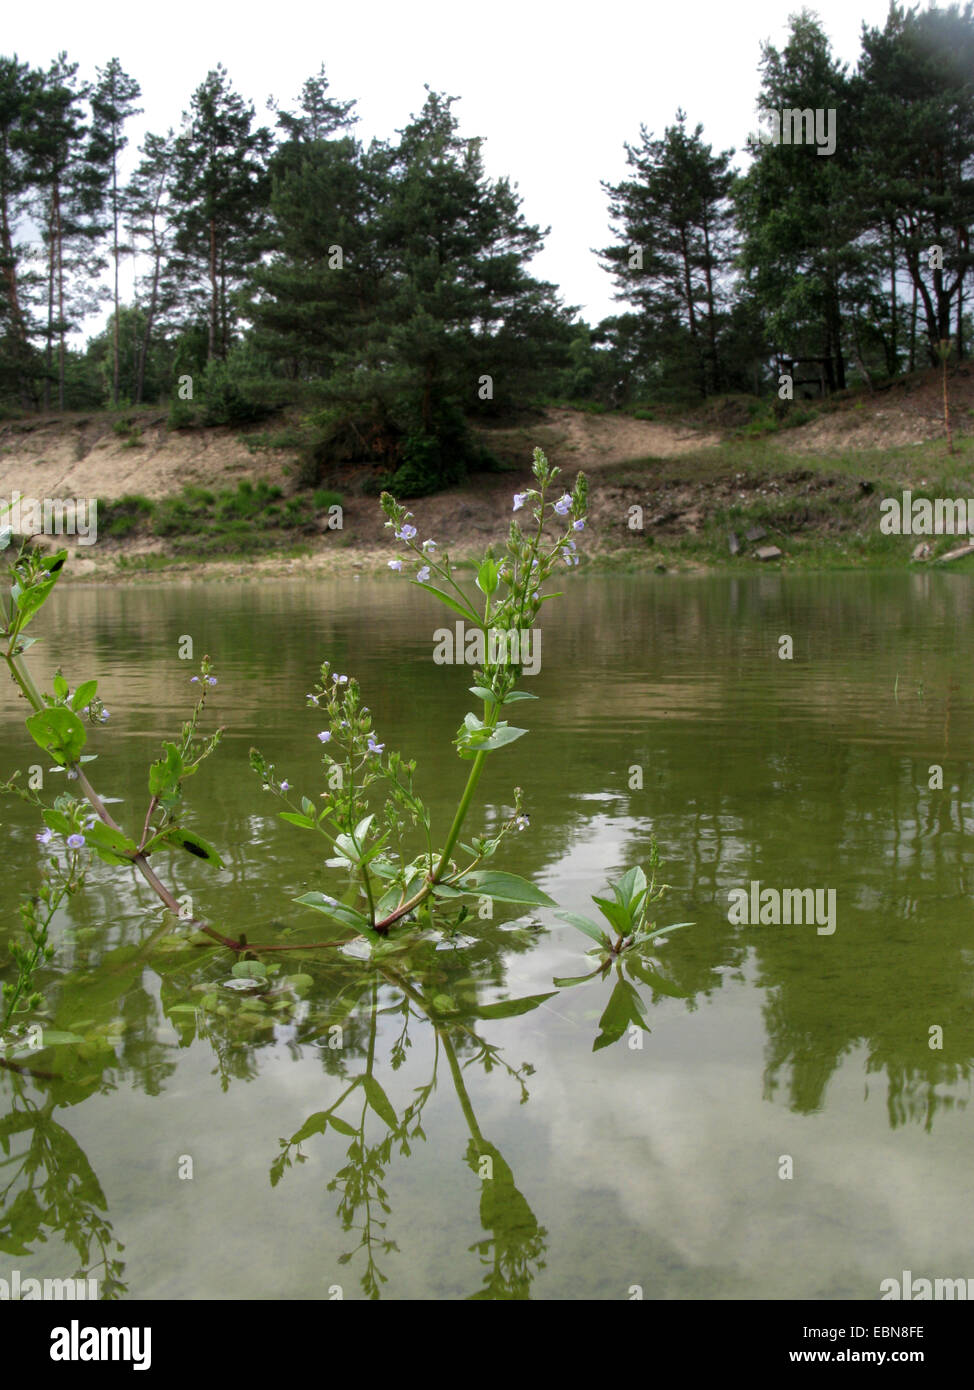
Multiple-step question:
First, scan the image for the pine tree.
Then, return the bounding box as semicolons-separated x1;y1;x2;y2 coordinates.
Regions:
125;129;178;403
89;58;142;405
600;110;737;398
170;65;272;362
0;56;40;407
247;66;377;388
363;88;570;490
857;2;974;365
735;14;857;392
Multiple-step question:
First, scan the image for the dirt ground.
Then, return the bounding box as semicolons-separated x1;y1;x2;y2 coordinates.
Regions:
1;365;970;581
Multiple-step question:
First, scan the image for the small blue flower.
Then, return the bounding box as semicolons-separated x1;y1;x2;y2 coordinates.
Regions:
332;674;348;684
100;709;110;721
317;731;331;743
513;492;528;512
67;833;85;850
306;693;319;705
190;676;200;684
395;523;417;541
515;814;530;832
36;828;54;846
417;565;431;583
280;780;290;791
421;539;437;552
573;518;585;531
367;736;384;754
553;494;572;515
389;559;403;572
207;676;217;686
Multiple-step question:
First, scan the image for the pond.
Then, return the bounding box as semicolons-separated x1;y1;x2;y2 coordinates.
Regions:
2;571;973;1300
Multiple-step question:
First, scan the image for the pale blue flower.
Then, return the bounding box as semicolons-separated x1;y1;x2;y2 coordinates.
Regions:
553;494;572;515
573;518;585;531
367;736;384;754
417;565;431;582
421;539;437;552
36;828;54;846
388;560;403;572
318;731;331;743
67;833;85;850
280;780;290;792
513;493;528;511
395;524;417;541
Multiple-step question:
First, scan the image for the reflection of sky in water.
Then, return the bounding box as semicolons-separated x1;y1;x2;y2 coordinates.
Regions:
2;573;973;1298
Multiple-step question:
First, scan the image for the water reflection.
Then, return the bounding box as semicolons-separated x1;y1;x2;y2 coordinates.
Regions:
2;572;974;1297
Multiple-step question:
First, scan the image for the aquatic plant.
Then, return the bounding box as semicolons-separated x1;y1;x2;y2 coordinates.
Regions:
1;450;688;1058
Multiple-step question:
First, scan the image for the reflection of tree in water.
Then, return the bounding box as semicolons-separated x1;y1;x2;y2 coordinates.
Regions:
0;1075;127;1298
274;961;547;1300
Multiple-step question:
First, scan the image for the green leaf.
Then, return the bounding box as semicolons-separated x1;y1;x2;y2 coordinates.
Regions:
53;671;68;700
231;961;268;980
556;911;610;947
594;979;649;1052
294;893;369;933
11;572;59;627
25;706;86;765
475;559;499;597
41;808;72;836
612;867;647;915
625;957;688;997
473;724;528;752
636;921;693;940
592;894;632;934
431;883;464;899
161;827;225;868
457;871;555;907
291;1111;333;1143
148;742;183;797
469;685;497;704
70;680;98;712
412;581;480;625
552;972;601;988
279;811;316;829
82;821;138;866
329;1115;358;1137
500;690;538;704
362;1075;398;1128
474;991;558;1019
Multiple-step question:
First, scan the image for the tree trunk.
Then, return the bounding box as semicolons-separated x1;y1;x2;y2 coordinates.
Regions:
111;146;120;407
208;217;217;361
44;186;56;411
888;220;897;376
56;183;65;411
909;282;917;373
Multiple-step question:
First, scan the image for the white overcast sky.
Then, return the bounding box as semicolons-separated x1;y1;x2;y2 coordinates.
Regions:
7;0;899;333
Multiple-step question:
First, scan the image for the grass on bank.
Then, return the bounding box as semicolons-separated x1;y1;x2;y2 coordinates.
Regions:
98;480;344;556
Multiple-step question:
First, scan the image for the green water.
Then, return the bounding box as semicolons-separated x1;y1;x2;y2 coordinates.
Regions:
2;572;973;1300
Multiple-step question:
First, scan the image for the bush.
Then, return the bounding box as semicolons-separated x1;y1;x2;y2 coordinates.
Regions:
167;398;197;430
98;494;155;538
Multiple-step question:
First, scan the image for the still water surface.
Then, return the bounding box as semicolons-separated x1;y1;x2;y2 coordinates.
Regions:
2;572;973;1299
